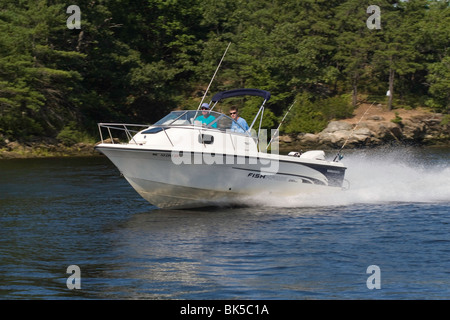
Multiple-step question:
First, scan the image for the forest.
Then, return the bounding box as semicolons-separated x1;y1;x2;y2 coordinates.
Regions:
0;0;448;143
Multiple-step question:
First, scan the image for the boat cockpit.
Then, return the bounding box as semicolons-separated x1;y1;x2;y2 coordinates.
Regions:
153;110;250;135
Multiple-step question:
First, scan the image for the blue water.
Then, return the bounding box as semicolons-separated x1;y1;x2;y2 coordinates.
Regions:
1;147;449;299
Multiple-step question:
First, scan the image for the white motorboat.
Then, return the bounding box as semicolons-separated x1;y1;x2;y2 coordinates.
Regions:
95;89;347;209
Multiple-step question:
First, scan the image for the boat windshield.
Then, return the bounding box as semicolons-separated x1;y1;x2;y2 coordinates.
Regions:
153;110;249;134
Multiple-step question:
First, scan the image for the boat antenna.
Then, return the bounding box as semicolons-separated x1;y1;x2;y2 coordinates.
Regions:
197;42;232;111
266;100;296;151
333;102;375;162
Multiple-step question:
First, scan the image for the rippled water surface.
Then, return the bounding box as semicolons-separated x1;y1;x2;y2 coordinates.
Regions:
1;147;449;299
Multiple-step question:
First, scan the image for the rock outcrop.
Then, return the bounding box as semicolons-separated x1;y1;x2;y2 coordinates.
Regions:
280;111;449;150
0;136;97;159
1;106;449;159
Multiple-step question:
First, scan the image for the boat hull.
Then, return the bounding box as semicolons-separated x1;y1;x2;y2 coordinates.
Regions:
96;144;346;209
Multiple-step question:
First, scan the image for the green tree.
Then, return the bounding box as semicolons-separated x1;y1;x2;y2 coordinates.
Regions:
283;93;352;134
373;1;428;110
1;0;448;143
0;1;85;137
419;1;450;112
426;56;450;112
333;0;386;106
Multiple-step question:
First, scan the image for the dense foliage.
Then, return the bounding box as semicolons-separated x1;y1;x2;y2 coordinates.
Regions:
0;0;448;140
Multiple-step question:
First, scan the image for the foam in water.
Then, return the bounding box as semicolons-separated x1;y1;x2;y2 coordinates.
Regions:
246;148;450;207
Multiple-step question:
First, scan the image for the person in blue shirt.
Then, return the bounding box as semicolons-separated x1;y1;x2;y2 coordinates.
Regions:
195;103;217;128
229;106;249;133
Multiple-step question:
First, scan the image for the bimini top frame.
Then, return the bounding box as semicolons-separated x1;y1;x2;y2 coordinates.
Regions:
211;88;271;103
208;88;271;146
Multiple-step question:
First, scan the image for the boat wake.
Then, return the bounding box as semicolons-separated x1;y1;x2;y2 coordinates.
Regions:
243;148;450;208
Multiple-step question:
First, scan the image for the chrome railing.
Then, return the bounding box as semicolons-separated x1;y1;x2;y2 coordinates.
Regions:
97;123;150;145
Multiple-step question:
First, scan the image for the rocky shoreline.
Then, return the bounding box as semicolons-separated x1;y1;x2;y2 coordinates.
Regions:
279;105;449;151
0;137;98;159
1;106;449;159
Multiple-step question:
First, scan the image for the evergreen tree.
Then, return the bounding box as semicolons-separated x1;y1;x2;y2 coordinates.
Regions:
333;0;386;106
0;1;85;137
420;1;450;112
373;0;427;110
0;0;448;141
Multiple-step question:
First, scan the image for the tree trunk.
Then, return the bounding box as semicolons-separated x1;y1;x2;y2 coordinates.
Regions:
352;73;359;107
388;67;394;110
352;83;357;107
76;30;84;52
